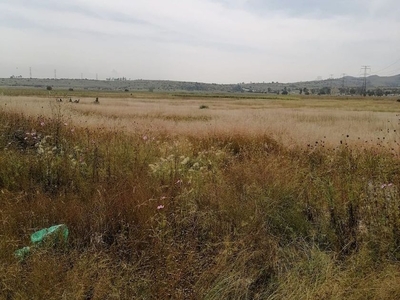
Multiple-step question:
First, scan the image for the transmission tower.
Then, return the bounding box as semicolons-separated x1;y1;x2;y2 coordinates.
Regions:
329;74;334;94
341;73;346;89
361;66;370;96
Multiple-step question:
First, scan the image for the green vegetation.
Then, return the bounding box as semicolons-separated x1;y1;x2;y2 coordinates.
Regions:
1;76;400;95
1;100;400;299
0;87;161;98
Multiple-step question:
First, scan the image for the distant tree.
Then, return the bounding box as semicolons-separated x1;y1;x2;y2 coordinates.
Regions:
376;88;384;96
385;90;391;96
232;84;243;93
349;88;356;95
69;88;74;91
281;87;288;95
318;87;331;95
299;88;303;94
367;90;375;96
46;86;52;91
267;87;272;93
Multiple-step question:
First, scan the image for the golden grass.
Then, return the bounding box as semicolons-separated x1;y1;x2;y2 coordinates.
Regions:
2;93;400;299
1;95;399;151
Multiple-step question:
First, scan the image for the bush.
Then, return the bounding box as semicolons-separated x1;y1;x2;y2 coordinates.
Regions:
46;86;52;91
199;105;209;109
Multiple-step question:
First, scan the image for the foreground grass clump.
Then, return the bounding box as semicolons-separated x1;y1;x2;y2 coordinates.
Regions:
1;109;400;299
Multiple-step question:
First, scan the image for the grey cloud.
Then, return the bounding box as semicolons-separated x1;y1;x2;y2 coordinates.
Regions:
215;0;399;19
1;1;151;28
1;0;399;83
250;0;365;18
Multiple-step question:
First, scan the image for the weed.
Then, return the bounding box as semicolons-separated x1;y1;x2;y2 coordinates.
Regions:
1;96;400;299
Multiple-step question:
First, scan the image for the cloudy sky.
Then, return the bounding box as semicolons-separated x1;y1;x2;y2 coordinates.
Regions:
1;0;400;83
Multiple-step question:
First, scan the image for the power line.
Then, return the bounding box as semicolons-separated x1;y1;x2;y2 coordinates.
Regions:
384;67;400;76
361;66;370;96
371;57;400;75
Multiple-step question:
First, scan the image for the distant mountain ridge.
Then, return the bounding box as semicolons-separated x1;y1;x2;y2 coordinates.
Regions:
0;74;399;93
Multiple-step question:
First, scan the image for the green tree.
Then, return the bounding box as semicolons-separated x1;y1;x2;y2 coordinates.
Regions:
376;88;384;96
318;87;331;95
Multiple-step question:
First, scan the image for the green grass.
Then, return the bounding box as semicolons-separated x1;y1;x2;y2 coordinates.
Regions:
0;87;174;99
0;87;302;101
1;105;400;299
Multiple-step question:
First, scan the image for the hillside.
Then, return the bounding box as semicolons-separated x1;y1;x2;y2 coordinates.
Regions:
0;74;399;94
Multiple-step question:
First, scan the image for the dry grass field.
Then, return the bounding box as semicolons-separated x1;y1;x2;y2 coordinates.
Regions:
1;92;400;299
2;94;400;150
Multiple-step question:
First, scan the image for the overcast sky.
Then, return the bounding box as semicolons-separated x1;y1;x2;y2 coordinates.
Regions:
1;0;400;83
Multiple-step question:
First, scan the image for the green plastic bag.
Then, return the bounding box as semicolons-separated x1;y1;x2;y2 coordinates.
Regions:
30;224;69;245
14;246;31;260
14;224;69;260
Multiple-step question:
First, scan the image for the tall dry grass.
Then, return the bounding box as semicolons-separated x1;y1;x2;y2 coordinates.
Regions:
1;94;400;299
2;95;399;149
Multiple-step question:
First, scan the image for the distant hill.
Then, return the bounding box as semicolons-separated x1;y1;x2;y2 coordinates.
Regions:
0;74;399;94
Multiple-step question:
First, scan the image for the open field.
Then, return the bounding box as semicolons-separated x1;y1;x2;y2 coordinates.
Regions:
2;93;400;151
2;92;400;299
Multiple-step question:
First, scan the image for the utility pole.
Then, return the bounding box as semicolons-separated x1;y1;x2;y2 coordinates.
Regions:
29;67;32;79
341;73;346;94
54;69;57;80
341;73;346;89
81;73;83;80
329;74;334;94
96;73;98;81
361;66;370;96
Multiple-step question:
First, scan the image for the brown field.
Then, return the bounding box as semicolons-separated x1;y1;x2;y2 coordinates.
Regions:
2;93;400;299
1;94;399;151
